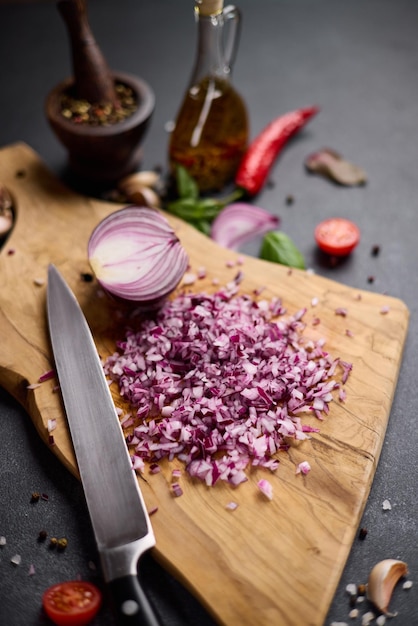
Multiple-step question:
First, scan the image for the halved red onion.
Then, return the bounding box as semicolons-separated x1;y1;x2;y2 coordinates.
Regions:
88;206;189;305
211;203;280;251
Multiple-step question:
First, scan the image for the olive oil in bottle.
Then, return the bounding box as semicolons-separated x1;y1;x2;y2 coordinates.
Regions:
169;0;249;192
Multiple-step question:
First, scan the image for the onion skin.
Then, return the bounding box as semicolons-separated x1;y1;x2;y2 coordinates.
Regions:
88;205;189;306
211;202;279;251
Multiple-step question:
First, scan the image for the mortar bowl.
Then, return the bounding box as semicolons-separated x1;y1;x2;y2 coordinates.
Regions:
45;72;155;186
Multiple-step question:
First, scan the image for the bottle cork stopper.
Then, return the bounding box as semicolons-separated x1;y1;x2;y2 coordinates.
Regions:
196;0;224;16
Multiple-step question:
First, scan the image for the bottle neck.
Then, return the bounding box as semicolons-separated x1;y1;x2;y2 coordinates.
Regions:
189;10;231;86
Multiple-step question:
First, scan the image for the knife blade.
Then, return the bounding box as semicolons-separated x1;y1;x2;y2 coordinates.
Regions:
47;264;162;626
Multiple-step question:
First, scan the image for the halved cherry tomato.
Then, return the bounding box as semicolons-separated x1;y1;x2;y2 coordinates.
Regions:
42;580;102;626
315;217;360;256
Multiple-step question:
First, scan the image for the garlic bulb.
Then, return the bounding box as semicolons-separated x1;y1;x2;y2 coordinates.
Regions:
367;558;408;616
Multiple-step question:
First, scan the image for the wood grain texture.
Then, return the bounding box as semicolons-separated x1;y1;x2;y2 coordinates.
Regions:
0;143;409;626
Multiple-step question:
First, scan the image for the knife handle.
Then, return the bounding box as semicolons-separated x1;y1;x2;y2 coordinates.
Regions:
108;575;162;625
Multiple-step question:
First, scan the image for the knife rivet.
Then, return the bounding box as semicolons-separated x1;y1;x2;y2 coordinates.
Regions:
121;600;139;616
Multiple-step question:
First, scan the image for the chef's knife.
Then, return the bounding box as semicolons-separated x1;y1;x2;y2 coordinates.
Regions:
47;264;162;626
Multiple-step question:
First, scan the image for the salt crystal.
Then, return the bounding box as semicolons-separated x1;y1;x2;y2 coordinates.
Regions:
0;536;6;546
226;501;239;511
382;499;392;510
403;580;413;590
28;564;35;576
361;612;375;626
348;608;359;618
11;554;21;566
376;616;386;626
345;583;357;596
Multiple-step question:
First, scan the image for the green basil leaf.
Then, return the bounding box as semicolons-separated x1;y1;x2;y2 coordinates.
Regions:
166;197;201;220
260;231;306;269
166;197;223;221
175;165;199;200
194;198;224;220
191;219;212;235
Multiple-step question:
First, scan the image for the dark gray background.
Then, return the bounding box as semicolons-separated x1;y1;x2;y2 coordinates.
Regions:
1;0;418;624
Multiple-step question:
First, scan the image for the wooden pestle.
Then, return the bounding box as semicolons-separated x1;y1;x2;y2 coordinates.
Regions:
57;0;118;105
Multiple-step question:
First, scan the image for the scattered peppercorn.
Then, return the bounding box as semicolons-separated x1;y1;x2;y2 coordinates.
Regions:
359;527;368;540
15;169;26;178
31;492;40;503
371;244;380;257
357;583;367;596
49;537;58;548
367;275;375;284
81;272;94;282
38;530;47;542
57;538;68;551
285;194;294;205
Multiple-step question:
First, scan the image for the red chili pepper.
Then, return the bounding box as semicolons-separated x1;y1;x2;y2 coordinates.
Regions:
235;105;320;196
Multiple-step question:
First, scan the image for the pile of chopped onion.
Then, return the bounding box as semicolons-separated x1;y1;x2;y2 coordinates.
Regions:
104;275;351;486
88;206;189;306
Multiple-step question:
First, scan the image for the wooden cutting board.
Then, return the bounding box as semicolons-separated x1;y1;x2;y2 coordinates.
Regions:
0;143;409;626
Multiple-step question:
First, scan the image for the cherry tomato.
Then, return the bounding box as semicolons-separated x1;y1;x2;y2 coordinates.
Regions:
42;581;102;626
315;217;360;256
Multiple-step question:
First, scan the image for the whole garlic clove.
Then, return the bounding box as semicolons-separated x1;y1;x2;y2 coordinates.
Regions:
119;170;161;189
118;171;162;208
367;558;408;616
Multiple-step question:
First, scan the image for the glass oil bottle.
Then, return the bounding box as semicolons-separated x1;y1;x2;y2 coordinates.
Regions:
169;0;249;193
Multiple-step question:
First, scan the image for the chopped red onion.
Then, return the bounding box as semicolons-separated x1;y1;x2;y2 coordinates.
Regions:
39;369;55;383
296;461;311;475
257;479;273;500
148;506;159;516
171;482;183;497
211;203;280;251
88;206;189;305
47;418;57;433
105;277;351;487
27;383;41;390
182;273;197;286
